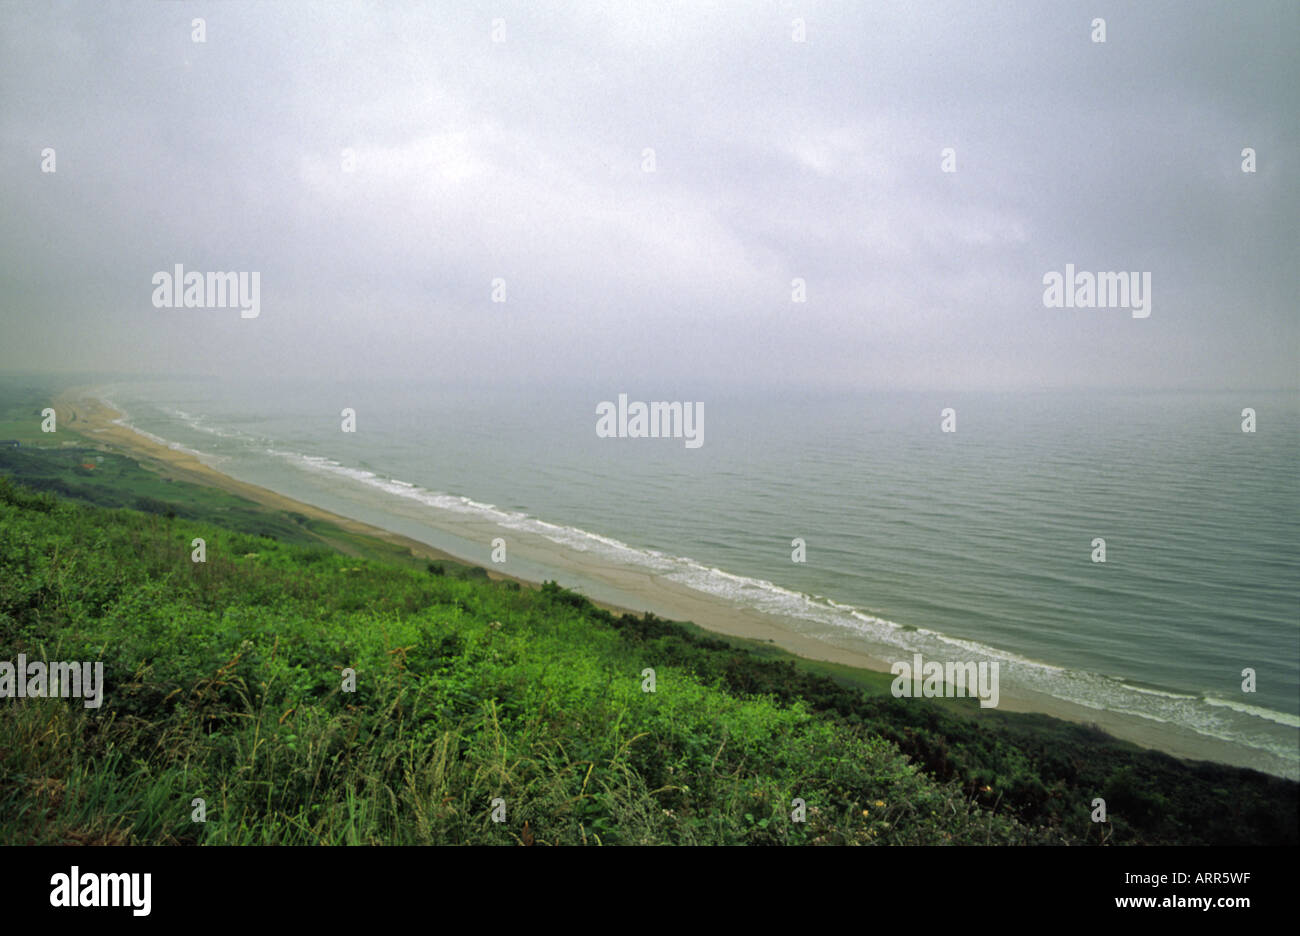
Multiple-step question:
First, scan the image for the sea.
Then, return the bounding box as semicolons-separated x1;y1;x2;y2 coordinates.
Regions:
85;377;1300;778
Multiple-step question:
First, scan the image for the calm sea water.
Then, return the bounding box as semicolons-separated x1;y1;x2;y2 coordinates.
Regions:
91;378;1300;776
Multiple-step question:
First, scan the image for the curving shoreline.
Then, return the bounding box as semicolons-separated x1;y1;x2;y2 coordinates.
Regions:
51;388;1296;779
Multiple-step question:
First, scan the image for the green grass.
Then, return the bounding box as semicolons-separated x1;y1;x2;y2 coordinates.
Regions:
0;378;70;447
0;443;448;569
1;475;1039;845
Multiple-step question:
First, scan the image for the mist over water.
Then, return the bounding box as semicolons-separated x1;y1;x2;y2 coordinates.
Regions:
94;377;1300;776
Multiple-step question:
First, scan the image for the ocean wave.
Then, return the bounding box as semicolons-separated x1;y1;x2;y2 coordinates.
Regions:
1204;695;1300;728
161;406;263;443
107;412;210;460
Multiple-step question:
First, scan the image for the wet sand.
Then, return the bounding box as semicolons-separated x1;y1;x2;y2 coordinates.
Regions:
51;389;1287;777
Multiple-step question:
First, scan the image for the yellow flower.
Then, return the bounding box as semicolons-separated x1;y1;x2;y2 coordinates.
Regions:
874;800;885;807
861;809;869;817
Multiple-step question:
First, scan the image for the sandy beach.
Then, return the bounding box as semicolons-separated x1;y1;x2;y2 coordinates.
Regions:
51;389;1289;777
52;392;477;565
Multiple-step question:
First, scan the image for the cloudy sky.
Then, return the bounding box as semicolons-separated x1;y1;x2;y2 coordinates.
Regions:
1;0;1295;389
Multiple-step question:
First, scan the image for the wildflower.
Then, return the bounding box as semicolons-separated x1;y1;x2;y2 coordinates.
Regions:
861;809;869;817
874;800;885;807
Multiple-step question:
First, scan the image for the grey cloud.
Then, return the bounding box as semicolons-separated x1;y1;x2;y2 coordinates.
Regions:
1;0;1295;389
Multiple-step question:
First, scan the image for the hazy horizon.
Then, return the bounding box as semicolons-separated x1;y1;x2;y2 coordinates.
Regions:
2;1;1297;390
6;372;1300;398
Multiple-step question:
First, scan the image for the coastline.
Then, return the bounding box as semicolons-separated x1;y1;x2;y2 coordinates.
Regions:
51;388;1295;779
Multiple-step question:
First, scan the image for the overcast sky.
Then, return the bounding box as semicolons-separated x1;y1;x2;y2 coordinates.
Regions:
1;0;1295;390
